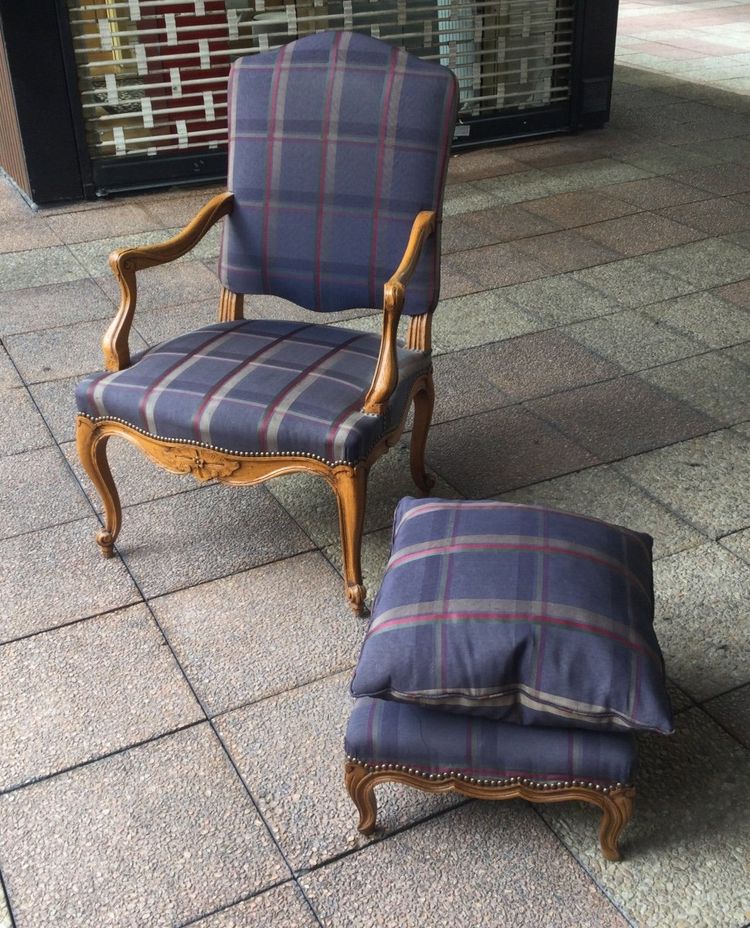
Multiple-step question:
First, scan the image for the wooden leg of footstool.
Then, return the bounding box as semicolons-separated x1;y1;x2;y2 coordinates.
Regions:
597;787;635;862
345;762;378;834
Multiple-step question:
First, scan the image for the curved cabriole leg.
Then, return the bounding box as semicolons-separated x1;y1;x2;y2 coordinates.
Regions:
345;762;378;834
598;788;635;861
76;416;122;558
410;375;436;494
332;466;368;616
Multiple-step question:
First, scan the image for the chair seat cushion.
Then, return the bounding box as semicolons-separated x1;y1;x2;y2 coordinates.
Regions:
76;320;429;465
346;697;637;787
350;498;673;734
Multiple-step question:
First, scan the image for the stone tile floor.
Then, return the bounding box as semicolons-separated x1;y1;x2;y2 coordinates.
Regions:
1;13;750;928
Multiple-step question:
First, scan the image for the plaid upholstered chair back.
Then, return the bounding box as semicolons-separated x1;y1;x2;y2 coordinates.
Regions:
219;30;458;315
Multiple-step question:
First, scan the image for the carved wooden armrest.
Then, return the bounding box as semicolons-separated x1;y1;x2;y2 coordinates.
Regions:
362;210;436;416
103;191;234;371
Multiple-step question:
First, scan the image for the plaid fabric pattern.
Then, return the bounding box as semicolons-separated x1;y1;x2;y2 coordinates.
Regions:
76;320;429;465
351;498;673;734
346;697;637;786
219;31;458;315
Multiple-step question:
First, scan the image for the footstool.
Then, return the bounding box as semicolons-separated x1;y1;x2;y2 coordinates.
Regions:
345;498;674;861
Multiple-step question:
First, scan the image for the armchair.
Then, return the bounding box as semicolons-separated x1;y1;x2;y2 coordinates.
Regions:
75;30;458;614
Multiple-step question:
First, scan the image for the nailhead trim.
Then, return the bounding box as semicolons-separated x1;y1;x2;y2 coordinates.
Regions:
345;755;626;794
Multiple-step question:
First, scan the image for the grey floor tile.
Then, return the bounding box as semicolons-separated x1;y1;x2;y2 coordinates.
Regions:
441;203;559;254
62;436;199;512
45;203;164;244
513;229;621;273
489;329;621;400
540;708;750;928
654;543;750;701
639;237;750;288
715;276;750;309
672;162;750;196
598;176;710;209
540;157;653;192
564;309;702;372
471;169;559;206
702;685;750;748
0;346;21;392
430;343;509;424
132;297;219;346
503;273;622;325
0;517;140;644
641;290;750;349
68;228;181;276
528;376;716;462
0;246;88;290
447;147;526;183
431;288;542;352
300;802;629;928
0;446;90;540
440;241;551;292
498;464;704;560
0;389;54;458
0;278;115;337
660;196;750;234
571;258;697;308
190;884;317;928
522;190;638;228
120;484;313;599
640;350;750;425
269;443;458;549
0;605;201;791
27;376;81;444
93;258;220;311
152;553;362;716
0;887;8;928
216;672;464;873
441;181;497;218
720;527;750;566
0;219;61;255
4;319;148;384
617;429;750;540
577;211;705;257
0;726;287;928
427;405;598;497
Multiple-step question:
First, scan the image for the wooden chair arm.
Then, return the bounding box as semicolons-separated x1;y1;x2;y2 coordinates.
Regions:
102;191;234;371
361;210;436;415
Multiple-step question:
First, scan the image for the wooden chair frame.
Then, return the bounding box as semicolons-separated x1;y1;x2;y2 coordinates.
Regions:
345;760;636;862
76;192;438;615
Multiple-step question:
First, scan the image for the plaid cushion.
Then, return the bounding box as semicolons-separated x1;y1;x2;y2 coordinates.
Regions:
351;498;673;734
76;320;429;465
346;697;637;786
219;31;458;315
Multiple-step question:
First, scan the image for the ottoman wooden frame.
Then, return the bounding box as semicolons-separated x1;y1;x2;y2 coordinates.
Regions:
345;759;635;861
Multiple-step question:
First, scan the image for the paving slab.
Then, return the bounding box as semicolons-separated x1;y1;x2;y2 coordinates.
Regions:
0;346;20;391
269;442;458;549
641;290;750;349
0;246;87;290
4;318;148;384
0;278;115;337
0;517;140;644
45;203;164;244
528;375;716;462
522;189;638;227
152;553;361;716
190;884;317;928
513;229;621;273
0;605;201;791
0;389;54;458
639;237;750;288
441;203;559;255
488;329;621;401
429;343;510;423
617;429;750;539
564;308;702;371
672;161;750;196
300;802;629;928
571;257;697;308
322;527;392;612
132;297;218;346
540;708;750;928
702;685;750;748
498;463;704;560
0;219;61;255
94;258;220;311
0;726;287;928
446;147;526;182
539;157;653;193
720;526;750;566
217;672;465;873
0;446;90;540
429;287;543;352
598;176;710;209
654;543;750;700
67;228;181;276
577;211;705;256
659;196;750;234
120;483;313;599
427;405;598;497
27;375;81;444
470;169;559;205
502;273;622;325
439;241;552;292
640;349;750;425
715;277;750;309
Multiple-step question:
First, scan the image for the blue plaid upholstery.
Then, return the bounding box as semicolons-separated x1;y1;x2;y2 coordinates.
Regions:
351;498;673;733
346;697;637;786
219;31;458;314
76;320;429;464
